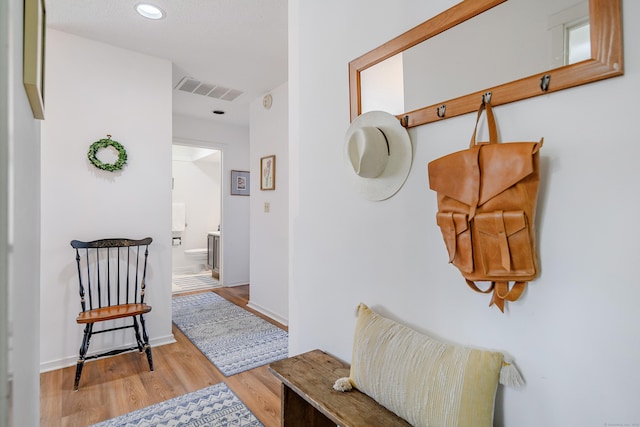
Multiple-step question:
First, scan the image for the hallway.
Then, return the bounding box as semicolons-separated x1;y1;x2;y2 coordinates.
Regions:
39;286;285;427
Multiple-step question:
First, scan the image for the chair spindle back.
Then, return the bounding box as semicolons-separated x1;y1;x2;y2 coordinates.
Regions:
71;238;152;313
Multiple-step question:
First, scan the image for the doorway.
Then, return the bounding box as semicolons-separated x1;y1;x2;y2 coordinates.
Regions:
171;144;222;294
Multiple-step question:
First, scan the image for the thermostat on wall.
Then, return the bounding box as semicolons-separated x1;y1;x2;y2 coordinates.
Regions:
263;94;273;109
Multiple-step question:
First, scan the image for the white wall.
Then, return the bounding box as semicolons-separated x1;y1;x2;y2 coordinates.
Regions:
289;1;640;426
249;83;289;324
1;0;42;425
171;155;221;273
173;114;250;286
39;30;174;371
0;0;8;416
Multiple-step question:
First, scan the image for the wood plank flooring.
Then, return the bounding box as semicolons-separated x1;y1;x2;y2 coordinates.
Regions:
40;285;285;427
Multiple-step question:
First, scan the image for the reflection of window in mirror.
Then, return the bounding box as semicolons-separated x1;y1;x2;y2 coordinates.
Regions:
549;1;589;67
566;21;590;64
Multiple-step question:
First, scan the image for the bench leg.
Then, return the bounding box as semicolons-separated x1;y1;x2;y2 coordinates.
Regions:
281;384;335;427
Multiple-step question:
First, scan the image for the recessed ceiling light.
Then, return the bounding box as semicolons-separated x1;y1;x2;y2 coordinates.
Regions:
135;3;165;20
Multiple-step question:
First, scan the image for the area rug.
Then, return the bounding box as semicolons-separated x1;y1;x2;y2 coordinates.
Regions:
90;382;263;427
172;272;220;294
172;292;288;376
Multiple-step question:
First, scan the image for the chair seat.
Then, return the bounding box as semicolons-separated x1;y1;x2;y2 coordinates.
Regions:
76;303;152;324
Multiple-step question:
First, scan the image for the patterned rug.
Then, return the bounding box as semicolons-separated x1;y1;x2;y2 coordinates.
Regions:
90;382;263;427
172;273;220;294
172;292;288;376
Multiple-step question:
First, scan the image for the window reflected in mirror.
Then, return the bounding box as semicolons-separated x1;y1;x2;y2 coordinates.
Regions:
567;22;590;64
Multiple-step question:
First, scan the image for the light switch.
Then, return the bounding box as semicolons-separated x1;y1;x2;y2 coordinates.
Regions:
264;202;270;213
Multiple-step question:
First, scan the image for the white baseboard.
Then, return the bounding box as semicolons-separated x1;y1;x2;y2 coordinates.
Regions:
39;333;176;373
246;301;288;326
222;281;249;287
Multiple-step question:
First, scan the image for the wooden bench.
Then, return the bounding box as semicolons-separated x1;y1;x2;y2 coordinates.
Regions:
269;349;411;427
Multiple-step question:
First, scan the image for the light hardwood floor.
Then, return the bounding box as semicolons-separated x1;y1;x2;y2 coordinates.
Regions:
40;285;285;427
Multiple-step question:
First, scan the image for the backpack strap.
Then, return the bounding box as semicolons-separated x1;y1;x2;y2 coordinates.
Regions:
470;102;498;147
465;279;494;294
465;280;527;312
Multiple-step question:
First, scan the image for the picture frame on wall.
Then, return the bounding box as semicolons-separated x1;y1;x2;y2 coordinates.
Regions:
260;155;276;190
23;0;46;120
231;170;250;196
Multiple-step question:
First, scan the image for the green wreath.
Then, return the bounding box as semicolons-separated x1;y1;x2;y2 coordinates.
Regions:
88;135;127;172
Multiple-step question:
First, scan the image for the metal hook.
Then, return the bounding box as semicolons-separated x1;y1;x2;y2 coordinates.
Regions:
482;92;492;106
540;74;551;92
436;105;446;118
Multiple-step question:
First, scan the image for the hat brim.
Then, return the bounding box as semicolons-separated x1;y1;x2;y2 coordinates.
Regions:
344;111;413;201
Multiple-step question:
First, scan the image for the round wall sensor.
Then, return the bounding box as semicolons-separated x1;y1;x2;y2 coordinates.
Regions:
263;94;273;110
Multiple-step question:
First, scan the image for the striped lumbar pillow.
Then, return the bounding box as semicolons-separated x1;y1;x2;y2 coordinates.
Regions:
334;303;517;427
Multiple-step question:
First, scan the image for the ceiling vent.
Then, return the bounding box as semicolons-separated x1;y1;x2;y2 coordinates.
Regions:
174;77;244;102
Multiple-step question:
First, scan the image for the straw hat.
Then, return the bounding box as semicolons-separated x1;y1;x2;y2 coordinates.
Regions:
344;111;412;201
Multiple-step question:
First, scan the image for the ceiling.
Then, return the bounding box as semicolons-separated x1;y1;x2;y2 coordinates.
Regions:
44;0;288;127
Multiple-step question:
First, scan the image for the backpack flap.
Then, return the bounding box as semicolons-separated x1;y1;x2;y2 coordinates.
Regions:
428;146;480;208
477;141;542;206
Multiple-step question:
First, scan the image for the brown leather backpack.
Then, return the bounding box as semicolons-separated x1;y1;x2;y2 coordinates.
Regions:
428;102;543;312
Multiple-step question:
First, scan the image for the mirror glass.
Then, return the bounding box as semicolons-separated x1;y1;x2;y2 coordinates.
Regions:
361;0;589;115
350;0;622;127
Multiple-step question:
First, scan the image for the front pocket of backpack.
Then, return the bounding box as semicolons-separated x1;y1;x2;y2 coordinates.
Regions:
436;212;473;273
474;210;535;276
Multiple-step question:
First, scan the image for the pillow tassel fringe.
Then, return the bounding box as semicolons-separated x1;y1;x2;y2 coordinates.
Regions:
499;360;525;387
333;377;353;392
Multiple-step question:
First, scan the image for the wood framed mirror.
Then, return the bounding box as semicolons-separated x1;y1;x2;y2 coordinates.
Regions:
349;0;623;128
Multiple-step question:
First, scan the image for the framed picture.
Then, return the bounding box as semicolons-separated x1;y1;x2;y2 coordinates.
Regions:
23;0;46;120
231;170;250;196
260;155;276;190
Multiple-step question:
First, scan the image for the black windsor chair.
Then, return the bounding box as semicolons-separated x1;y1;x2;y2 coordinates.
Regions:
70;237;154;391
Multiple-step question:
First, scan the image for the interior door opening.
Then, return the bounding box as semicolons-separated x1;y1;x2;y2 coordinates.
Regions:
171;144;222;294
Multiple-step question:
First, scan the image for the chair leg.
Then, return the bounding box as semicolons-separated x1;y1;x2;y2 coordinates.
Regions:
74;323;93;391
139;314;154;371
132;317;144;352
